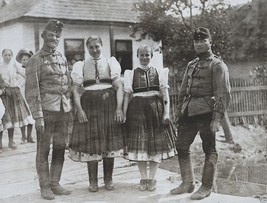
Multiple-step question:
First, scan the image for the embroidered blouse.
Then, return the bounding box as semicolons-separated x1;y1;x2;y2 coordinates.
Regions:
71;56;121;91
124;66;169;96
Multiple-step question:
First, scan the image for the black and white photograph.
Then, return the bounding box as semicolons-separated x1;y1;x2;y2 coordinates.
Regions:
0;0;266;202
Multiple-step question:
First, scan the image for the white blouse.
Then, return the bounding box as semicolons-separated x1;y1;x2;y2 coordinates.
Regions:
124;66;170;94
71;56;121;90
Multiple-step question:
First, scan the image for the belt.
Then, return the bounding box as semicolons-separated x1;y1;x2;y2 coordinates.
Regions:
133;86;159;93
83;79;112;87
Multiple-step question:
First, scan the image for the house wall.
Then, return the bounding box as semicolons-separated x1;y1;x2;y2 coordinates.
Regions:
0;23;24;62
0;21;163;69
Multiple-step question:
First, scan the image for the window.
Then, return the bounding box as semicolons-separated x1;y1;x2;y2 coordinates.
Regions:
115;40;132;74
64;39;85;71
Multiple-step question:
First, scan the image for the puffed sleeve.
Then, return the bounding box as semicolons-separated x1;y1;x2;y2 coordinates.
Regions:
123;69;134;94
108;57;121;82
158;67;169;89
71;61;84;86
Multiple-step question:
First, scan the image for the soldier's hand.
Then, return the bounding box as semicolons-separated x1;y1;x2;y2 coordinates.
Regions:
35;118;45;135
77;109;88;123
210;119;220;133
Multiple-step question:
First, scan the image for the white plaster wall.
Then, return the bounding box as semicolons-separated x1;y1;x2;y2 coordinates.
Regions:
0;22;163;67
113;26;163;69
0;23;24;62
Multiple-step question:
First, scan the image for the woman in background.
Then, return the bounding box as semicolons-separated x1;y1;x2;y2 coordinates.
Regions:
16;48;35;144
0;49;34;151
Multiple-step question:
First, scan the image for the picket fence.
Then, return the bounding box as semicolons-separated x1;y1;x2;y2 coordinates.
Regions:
169;75;267;125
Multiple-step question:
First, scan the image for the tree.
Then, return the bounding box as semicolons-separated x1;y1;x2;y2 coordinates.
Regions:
132;0;238;70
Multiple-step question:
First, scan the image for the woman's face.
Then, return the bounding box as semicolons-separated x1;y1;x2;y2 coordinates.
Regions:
87;39;102;59
21;55;30;67
2;50;13;63
138;47;152;66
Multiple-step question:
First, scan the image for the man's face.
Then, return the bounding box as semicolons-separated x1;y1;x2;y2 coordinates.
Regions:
2;50;13;63
193;38;212;54
87;40;102;59
138;47;152;66
42;30;60;49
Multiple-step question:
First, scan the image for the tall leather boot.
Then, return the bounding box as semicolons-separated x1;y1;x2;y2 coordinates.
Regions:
27;124;35;143
87;161;99;192
103;157;114;190
170;152;195;195
37;161;55;200
0;132;3;153
50;149;71;195
190;152;218;200
8;128;17;149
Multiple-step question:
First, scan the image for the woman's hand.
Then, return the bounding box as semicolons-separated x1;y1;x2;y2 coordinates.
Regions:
114;108;124;124
162;114;170;126
77;109;88;123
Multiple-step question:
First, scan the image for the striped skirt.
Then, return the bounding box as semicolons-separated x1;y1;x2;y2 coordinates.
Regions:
69;88;124;162
1;87;34;130
125;95;177;163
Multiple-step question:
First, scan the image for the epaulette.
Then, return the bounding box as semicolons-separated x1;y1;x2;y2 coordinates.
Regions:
213;54;223;62
188;58;199;66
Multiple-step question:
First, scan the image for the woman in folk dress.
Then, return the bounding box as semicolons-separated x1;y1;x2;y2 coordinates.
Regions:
123;45;177;191
69;35;124;192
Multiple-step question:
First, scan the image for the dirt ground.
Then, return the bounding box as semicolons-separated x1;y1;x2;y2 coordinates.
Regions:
160;124;267;171
159;124;267;201
0;124;266;203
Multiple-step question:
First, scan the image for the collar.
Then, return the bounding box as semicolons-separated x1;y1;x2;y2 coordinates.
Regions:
197;50;213;60
89;54;103;61
140;65;151;71
42;45;56;54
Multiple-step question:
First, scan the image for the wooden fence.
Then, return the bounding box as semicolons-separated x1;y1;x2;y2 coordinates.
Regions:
168;75;267;125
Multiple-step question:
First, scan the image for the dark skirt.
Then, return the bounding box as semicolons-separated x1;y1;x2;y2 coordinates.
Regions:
125;95;177;162
69;88;124;162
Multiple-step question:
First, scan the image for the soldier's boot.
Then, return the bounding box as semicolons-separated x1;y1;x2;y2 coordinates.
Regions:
50;149;71;195
87;161;99;192
170;153;195;195
27;124;35;143
38;162;55;200
103;157;114;190
8;128;17;149
190;152;218;200
0;132;3;153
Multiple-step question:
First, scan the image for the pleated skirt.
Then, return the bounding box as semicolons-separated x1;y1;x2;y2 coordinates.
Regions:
125;95;177;163
69;88;124;162
1;87;34;130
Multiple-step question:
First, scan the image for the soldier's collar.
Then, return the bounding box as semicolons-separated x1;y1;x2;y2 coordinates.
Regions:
42;45;56;54
197;50;213;60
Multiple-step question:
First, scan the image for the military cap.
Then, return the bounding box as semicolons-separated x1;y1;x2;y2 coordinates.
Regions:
44;19;63;36
16;48;33;63
193;27;211;40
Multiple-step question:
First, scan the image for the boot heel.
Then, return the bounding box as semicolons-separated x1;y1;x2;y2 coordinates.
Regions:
187;183;195;193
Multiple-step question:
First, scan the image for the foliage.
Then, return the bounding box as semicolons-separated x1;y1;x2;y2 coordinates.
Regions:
132;0;247;70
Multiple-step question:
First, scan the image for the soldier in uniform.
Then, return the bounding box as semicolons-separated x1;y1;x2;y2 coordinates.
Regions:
170;27;231;200
25;19;72;200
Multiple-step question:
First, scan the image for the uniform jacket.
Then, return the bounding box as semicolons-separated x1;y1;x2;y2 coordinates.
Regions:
176;53;231;121
25;47;72;119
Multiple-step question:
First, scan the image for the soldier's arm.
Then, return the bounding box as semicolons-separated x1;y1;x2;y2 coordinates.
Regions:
175;65;189;119
25;57;43;120
212;61;231;122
